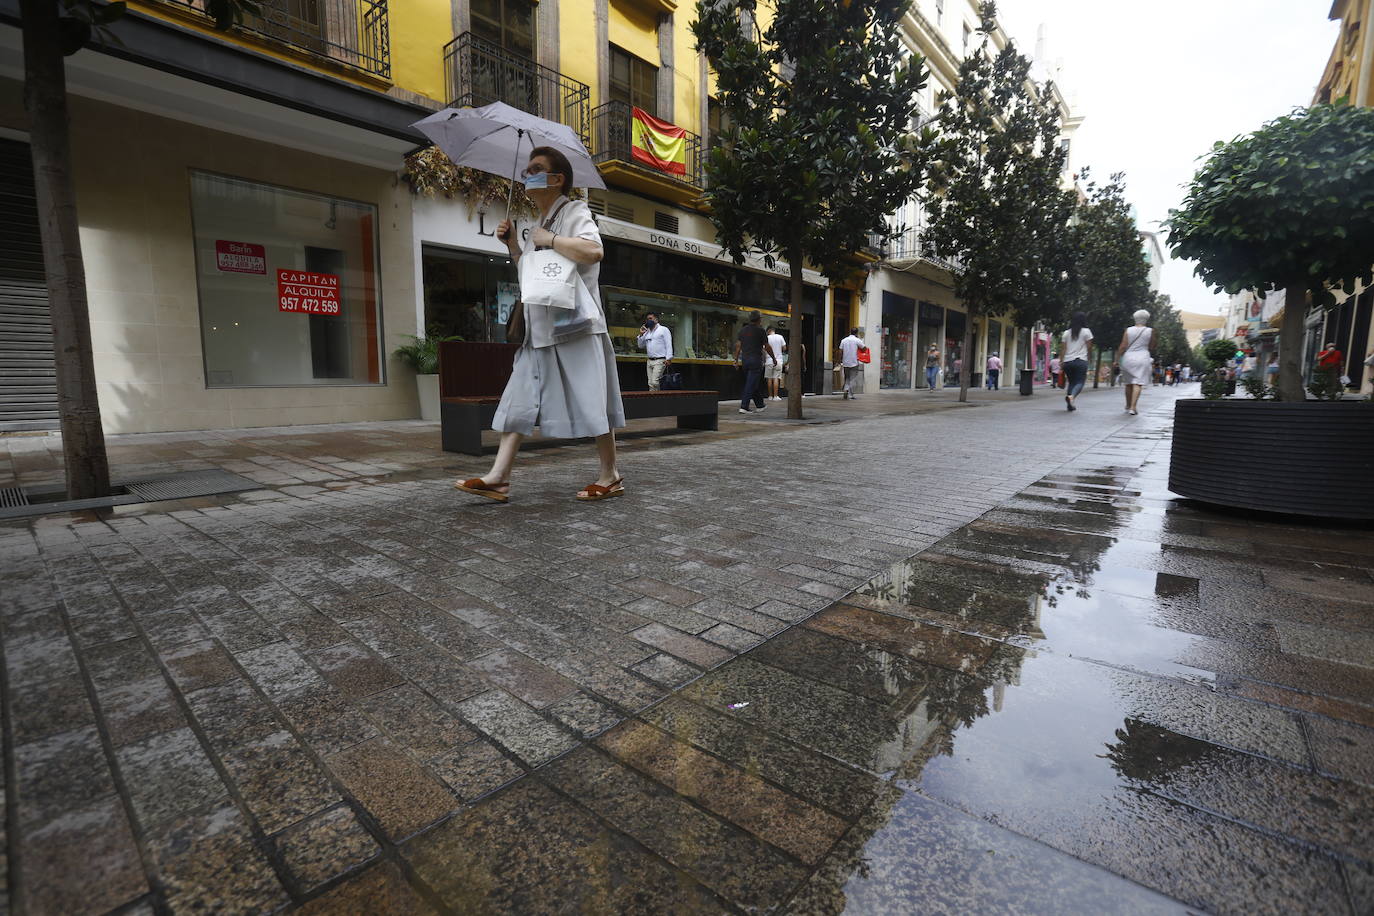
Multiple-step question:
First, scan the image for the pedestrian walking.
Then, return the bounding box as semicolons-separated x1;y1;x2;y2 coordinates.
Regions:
1060;311;1094;411
985;351;1002;390
924;344;940;391
455;147;625;503
765;324;786;401
838;327;865;399
635;312;673;390
1118;308;1154;416
1317;341;1345;389
1049;353;1062;389
735;310;777;413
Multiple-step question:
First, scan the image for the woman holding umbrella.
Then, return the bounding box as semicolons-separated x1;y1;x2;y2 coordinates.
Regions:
455;146;626;502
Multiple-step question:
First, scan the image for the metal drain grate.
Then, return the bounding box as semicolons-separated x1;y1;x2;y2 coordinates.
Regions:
0;469;262;520
123;469;260;503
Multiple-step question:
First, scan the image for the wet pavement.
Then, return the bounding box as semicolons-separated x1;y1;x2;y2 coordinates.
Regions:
2;384;1373;913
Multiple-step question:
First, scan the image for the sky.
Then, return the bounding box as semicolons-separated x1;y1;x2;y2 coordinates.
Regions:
994;0;1342;315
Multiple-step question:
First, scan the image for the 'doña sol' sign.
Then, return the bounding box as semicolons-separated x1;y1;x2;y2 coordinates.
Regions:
277;270;341;316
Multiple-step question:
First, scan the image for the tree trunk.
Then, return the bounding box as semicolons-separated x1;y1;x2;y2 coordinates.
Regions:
1092;347;1104;388
1277;285;1308;402
21;0;110;499
958;312;973;403
786;242;805;420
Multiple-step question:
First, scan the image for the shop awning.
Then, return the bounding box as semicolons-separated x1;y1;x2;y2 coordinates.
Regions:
595;215;827;287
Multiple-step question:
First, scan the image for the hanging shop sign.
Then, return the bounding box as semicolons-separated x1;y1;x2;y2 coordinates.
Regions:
277;270;341;316
214;240;266;274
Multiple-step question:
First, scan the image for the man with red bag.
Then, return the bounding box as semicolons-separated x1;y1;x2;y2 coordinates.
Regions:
838;327;867;400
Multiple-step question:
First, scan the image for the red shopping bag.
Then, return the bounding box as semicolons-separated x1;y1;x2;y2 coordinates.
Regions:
857;346;871;364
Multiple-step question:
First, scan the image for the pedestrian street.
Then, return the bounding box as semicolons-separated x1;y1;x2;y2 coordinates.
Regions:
1;386;1370;913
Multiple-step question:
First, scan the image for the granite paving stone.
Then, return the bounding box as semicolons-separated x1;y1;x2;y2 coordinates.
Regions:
427;739;526;803
273;804;380;893
455;690;578;767
115;727;227;829
145;803;288;913
325;737;459;841
355;684;479;756
21;797;148;916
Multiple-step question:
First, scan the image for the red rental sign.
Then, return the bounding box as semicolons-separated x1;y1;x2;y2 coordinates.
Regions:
214;240;266;274
277;270;341;316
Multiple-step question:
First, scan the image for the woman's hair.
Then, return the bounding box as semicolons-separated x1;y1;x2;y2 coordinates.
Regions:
1070;310;1086;340
1133;309;1151;325
529;145;575;196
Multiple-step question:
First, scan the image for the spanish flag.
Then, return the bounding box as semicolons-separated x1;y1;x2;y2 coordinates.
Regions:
631;107;687;177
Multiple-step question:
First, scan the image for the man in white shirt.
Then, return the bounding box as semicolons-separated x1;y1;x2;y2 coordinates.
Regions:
837;328;864;400
985;351;1003;390
636;312;673;390
764;324;787;401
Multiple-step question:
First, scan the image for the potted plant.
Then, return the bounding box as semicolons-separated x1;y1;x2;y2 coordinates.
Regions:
394;329;461;422
1165;103;1374;519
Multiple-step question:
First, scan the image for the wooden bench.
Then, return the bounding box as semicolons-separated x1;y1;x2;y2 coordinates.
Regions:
440;390;721;455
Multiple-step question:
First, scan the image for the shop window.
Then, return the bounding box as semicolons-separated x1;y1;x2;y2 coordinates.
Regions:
610;44;659;118
422;246;518;343
190;172;382;388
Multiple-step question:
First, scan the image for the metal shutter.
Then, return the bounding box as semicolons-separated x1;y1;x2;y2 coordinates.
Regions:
0;137;58;431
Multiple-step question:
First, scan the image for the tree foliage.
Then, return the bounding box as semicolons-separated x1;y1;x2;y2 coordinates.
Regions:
1166;103;1374;400
921;2;1075;401
693;0;932;417
1149;294;1191;368
1068;170;1152;346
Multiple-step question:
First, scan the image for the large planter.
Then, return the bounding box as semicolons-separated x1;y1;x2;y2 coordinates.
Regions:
416;374;440;421
1169;399;1374;519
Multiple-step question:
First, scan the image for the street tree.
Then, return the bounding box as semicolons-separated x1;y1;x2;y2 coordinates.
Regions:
20;0;257;498
692;0;932;418
1167;103;1374;402
1065;169;1152;386
1149;294;1191;369
922;2;1076;402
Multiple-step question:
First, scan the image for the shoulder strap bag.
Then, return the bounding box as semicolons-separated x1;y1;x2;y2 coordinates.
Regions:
519;200;578;311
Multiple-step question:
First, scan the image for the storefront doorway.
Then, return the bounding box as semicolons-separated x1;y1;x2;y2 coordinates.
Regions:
880;291;915;389
917;302;942;388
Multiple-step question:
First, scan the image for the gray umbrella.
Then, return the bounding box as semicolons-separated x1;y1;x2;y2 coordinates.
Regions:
412;102;605;218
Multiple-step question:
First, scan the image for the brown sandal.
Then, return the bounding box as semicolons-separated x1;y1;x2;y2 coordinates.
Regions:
455;477;510;502
576;477;624;501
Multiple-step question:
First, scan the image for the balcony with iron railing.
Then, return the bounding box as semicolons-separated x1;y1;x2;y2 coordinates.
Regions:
591;100;703;207
444;33;591;148
148;0;391;79
884;226;963;273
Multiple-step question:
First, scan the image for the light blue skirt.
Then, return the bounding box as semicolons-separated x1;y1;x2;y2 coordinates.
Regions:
491;333;626;439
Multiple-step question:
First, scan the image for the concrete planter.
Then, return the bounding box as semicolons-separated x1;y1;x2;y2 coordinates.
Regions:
416;374;440;421
1168;399;1374;519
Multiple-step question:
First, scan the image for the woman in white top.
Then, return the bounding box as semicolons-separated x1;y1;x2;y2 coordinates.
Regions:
1118;308;1155;416
455;146;626;503
1060;311;1094;412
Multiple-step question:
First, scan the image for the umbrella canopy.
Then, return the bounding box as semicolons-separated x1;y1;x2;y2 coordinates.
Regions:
412;102;606;191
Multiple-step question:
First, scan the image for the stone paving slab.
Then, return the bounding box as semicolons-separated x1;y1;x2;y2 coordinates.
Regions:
4;384;1372;912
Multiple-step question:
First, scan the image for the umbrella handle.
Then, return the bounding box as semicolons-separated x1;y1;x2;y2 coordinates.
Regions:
505;128;524;224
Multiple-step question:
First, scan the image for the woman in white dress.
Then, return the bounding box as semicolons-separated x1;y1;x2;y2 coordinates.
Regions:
1118;308;1156;416
455;146;626;503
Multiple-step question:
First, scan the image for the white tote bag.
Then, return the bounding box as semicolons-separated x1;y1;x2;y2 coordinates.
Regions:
519;248;578;310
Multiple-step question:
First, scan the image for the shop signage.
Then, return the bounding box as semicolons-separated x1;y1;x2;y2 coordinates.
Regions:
214;240;266;274
277;270;341;316
918;302;943;324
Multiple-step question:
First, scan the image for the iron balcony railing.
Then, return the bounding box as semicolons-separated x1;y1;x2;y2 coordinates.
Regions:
885;226;963;272
444;33;591;148
591;100;703;188
151;0;390;78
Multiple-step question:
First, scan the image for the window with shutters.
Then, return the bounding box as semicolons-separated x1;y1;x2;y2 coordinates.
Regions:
471;0;535;57
609;44;659;118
